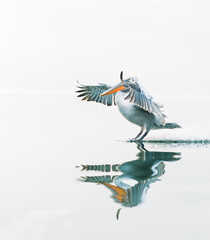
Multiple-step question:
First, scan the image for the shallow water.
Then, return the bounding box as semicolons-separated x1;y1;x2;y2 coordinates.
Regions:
0;93;209;240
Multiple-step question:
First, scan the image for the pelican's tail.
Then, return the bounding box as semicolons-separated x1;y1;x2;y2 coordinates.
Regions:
155;122;181;130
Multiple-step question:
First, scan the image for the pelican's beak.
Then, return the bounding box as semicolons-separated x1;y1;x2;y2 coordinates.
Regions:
100;83;126;96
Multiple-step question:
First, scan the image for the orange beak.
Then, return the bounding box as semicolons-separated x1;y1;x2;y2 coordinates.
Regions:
100;83;126;96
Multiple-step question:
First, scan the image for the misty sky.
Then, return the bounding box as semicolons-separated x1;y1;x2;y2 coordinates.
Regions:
0;0;210;97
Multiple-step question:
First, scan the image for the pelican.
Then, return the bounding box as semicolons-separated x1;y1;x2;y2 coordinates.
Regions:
76;72;181;141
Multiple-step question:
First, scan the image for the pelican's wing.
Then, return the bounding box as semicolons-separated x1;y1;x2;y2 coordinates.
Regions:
76;82;116;106
124;82;166;125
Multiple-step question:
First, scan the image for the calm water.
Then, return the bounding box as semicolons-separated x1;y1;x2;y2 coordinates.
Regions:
0;93;209;240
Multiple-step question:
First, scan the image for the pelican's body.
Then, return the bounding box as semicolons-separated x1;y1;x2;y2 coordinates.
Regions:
116;91;154;130
76;72;181;141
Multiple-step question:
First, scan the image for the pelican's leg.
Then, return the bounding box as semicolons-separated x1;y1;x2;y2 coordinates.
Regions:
137;130;149;141
130;128;144;142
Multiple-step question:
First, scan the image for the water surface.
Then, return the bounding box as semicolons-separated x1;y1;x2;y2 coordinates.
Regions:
0;93;209;240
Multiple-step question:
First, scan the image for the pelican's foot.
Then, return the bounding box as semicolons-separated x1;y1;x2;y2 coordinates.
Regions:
135;139;143;142
129;138;142;143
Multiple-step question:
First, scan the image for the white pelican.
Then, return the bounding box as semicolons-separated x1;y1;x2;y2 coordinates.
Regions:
76;72;181;141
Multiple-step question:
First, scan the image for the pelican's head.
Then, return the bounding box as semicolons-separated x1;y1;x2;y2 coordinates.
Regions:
100;71;137;97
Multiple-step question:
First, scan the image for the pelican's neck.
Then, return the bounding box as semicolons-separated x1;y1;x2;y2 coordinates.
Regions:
116;91;127;103
116;91;134;113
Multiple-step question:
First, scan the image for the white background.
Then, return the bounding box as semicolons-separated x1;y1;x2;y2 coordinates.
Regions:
0;0;210;97
0;1;210;240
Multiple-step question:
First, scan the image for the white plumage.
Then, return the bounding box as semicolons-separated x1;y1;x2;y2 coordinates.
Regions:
76;72;181;141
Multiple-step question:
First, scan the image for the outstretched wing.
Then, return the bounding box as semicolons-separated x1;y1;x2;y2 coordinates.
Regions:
124;82;166;125
76;82;116;106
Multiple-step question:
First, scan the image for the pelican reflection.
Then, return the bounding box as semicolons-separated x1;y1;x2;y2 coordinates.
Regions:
79;143;181;219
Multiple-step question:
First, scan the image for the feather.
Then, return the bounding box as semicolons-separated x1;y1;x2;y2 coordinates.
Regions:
122;80;166;125
76;83;116;106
